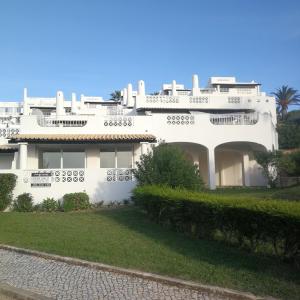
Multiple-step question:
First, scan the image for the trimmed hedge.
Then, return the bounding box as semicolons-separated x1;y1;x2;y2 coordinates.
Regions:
133;185;300;263
62;192;90;212
0;173;17;211
41;198;59;212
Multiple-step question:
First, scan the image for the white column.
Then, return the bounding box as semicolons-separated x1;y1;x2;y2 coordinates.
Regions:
127;83;134;107
207;147;216;190
71;92;77;114
243;153;250;186
23;88;29;116
11;151;18;169
138;80;145;96
140;142;149;155
122;88;127;106
19;142;28;170
172;80;177;96
56;91;65;116
192;74;200;96
80;94;85;110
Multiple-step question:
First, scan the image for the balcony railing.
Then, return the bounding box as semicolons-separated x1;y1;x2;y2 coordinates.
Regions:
37;116;87;127
210;112;258;125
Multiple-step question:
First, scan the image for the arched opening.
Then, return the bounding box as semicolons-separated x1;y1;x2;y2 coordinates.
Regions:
215;142;267;187
167;142;209;185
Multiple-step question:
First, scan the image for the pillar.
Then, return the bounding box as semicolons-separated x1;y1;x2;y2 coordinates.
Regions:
56;91;65;116
172;80;177;96
71;93;77;114
207;147;216;189
122;88;127;106
192;74;200;96
140;142;149;155
127;83;134;107
138;80;145;96
243;153;250;186
23;88;29;116
19;142;28;170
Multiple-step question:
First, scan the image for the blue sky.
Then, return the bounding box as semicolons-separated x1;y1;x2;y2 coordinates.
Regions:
0;0;299;101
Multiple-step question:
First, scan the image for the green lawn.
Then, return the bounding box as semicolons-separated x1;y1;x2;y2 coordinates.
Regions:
0;207;299;299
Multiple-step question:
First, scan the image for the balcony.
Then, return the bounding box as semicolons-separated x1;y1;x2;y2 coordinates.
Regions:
210;112;259;125
37;116;87;127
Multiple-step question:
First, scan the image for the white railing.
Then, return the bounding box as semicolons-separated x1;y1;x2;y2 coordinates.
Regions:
37;116;87;127
210;112;259;125
106;106;124;115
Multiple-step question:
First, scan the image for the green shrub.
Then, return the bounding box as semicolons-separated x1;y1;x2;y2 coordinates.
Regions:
41;198;58;212
12;193;34;212
133;144;204;191
0;173;17;211
133;185;300;264
62;192;90;212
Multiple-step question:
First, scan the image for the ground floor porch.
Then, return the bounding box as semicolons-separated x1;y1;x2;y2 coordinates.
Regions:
0;138;269;203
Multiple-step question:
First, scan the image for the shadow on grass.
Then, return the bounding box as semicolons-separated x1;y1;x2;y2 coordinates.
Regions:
95;206;300;285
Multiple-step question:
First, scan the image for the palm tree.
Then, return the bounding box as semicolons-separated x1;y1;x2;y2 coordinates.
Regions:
272;85;300;120
110;90;121;102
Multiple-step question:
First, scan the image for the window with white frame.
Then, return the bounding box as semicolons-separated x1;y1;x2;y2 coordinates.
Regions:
100;145;133;168
100;146;115;168
63;151;85;168
39;150;85;169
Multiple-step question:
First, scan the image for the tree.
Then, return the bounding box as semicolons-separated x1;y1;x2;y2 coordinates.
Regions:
110;90;122;101
272;85;300;120
133;144;204;191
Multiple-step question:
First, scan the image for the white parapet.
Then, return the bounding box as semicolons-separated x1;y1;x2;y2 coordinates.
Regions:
56;91;65;116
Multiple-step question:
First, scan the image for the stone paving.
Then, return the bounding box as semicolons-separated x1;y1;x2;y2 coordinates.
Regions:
0;249;232;300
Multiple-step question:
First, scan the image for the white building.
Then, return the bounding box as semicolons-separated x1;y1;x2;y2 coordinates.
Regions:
0;75;277;203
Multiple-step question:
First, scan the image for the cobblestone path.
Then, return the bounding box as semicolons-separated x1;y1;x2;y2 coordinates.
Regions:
0;249;230;300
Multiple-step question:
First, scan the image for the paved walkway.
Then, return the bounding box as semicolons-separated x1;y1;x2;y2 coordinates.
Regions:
0;249;230;300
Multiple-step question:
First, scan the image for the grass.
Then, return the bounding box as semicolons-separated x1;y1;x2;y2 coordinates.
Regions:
0;207;299;299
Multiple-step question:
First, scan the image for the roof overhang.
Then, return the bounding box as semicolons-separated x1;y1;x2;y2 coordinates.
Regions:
0;144;18;153
9;134;156;144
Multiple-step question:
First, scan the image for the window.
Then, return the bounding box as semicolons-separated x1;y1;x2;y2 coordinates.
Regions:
40;151;61;169
117;146;132;168
63;151;85;168
100;147;115;168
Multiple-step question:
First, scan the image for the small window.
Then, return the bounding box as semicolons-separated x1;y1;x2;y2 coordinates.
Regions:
63;151;85;168
40;151;61;169
117;145;132;168
100;147;115;168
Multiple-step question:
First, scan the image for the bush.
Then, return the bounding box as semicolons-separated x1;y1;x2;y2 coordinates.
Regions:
133;144;204;191
12;193;34;212
133;185;300;264
0;173;17;211
254;150;282;187
41;198;59;212
62;192;90;212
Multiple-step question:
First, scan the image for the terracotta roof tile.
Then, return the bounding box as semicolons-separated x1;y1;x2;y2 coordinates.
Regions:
9;134;156;143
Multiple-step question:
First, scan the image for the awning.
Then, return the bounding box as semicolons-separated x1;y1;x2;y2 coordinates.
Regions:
9;134;156;143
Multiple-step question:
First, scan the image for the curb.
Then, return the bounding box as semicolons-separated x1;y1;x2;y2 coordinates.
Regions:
0;244;269;300
0;282;51;300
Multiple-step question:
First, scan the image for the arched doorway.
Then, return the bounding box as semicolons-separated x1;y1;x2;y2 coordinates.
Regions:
215;142;267;187
167;142;209;185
